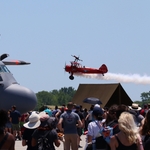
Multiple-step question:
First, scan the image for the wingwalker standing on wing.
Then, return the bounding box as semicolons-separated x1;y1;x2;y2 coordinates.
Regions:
64;55;108;80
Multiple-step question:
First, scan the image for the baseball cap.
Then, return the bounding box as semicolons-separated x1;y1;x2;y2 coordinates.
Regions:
92;107;104;116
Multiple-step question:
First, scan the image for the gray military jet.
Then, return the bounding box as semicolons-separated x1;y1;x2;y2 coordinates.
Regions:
0;54;37;114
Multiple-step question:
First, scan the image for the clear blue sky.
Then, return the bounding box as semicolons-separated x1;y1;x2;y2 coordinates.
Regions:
1;1;150;101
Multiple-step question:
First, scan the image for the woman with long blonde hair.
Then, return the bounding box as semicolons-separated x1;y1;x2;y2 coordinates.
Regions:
109;111;143;150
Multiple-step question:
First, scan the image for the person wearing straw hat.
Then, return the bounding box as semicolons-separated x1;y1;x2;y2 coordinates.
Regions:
128;103;144;127
129;103;142;111
22;111;41;150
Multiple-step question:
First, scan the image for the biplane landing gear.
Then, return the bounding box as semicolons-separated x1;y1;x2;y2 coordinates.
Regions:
69;75;74;80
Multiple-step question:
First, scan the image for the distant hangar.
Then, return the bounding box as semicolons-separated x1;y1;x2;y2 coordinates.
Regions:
72;83;133;109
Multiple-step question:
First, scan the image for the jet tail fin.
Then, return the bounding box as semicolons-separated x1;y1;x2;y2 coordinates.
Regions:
99;64;108;73
0;54;9;60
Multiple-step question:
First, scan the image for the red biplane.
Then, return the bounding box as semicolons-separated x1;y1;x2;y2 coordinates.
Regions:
64;55;108;80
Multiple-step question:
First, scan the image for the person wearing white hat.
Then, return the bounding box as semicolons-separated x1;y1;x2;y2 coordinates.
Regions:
128;103;144;126
31;111;61;150
129;103;142;111
22;111;41;150
94;104;100;108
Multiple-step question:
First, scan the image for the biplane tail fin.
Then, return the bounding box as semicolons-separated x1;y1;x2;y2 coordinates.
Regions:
99;64;108;73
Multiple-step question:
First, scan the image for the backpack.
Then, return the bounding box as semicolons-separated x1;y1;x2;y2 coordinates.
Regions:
95;136;107;149
37;131;52;150
94;121;108;149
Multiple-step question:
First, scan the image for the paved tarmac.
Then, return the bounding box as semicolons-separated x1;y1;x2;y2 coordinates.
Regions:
15;135;87;150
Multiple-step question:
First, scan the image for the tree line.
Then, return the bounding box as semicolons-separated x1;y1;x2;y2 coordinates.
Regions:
135;91;150;106
35;86;150;110
35;87;76;110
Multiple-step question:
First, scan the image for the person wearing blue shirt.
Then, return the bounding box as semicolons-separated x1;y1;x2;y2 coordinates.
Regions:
10;105;21;140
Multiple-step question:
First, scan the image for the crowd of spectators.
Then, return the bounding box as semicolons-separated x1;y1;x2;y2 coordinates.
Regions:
1;102;150;150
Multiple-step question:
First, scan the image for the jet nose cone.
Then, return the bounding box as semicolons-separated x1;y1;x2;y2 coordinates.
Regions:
3;84;37;114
